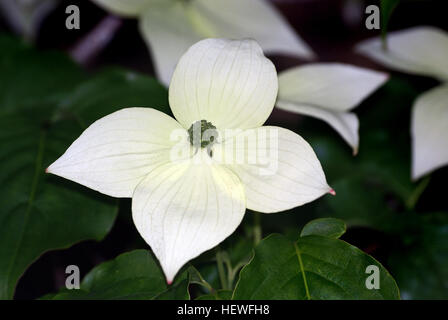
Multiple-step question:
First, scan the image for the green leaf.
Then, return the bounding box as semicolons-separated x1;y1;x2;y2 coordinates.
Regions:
58;68;170;125
0;34;86;113
0;107;118;300
0;36;171;299
0;48;116;299
42;250;190;300
300;218;346;239
188;265;216;293
233;233;400;300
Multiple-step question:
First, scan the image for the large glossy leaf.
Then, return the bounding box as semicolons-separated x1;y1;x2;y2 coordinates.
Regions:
233;232;400;299
0;107;118;300
0;37;171;299
42;250;190;300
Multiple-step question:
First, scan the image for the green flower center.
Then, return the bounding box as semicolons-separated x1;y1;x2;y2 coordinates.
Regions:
188;120;218;149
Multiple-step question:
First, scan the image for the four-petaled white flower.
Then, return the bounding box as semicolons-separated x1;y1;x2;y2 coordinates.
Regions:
47;38;333;282
91;0;315;86
356;26;448;179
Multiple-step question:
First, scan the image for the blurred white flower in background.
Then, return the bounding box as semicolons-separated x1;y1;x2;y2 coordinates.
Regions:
91;0;389;155
276;63;388;154
47;38;332;282
91;0;315;85
356;26;448;180
0;0;57;41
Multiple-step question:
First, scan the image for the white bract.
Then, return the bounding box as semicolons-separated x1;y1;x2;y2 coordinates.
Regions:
91;0;314;85
0;0;57;40
276;64;388;155
47;39;333;282
356;26;448;179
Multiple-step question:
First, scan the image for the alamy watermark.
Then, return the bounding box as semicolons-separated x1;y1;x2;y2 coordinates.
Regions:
65;265;80;290
365;265;380;290
65;5;80;30
365;5;380;30
168;126;279;176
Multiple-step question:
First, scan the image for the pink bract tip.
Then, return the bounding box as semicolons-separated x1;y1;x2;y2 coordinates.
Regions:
329;189;336;196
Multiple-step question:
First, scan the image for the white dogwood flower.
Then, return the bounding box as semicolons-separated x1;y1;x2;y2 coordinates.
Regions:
91;0;314;85
47;39;333;282
276;64;388;155
356;26;448;179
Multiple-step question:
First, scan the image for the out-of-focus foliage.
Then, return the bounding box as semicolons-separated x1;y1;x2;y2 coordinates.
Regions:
0;36;85;112
0;0;57;41
388;212;448;299
195;290;233;300
0;35;169;299
41;250;190;300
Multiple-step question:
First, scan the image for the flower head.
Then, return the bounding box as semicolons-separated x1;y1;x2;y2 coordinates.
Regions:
47;38;332;282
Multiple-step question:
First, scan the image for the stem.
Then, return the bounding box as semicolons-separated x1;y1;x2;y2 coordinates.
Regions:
196;274;213;293
253;212;262;246
406;176;431;210
196;274;216;296
294;242;311;300
220;252;234;290
188;265;218;298
216;250;228;290
228;261;246;289
69;15;122;66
